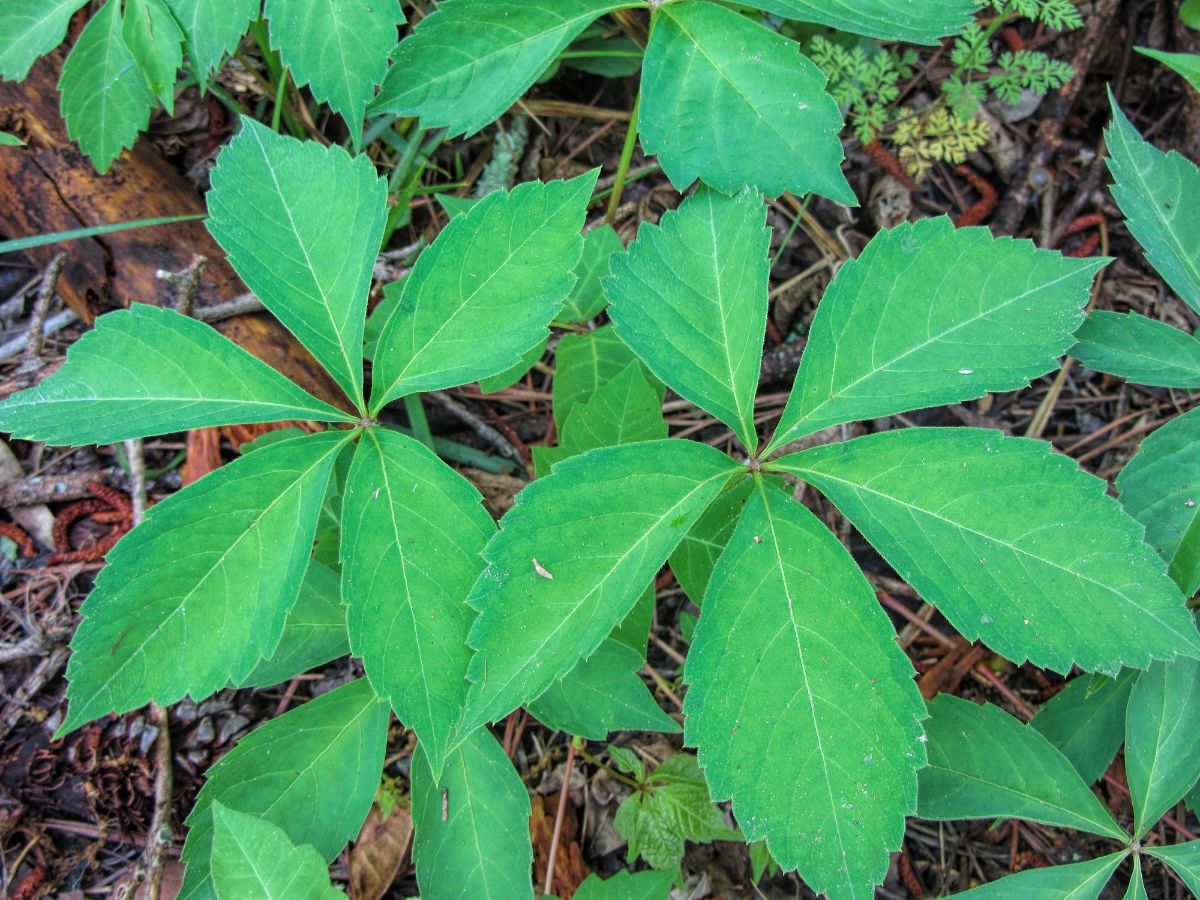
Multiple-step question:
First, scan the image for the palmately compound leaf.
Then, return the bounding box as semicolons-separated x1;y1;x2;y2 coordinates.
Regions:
1146;842;1200;894
776;428;1200;675
58;0;155;174
59;431;349;734
122;0;184;114
265;0;404;139
237;561;350;689
411;728;534;900
918;695;1127;840
180;679;388;900
207;118;387;407
0;305;354;446
371;0;639;137
340;428;495;774
768;217;1105;450
1072;311;1200;389
685;482;926;898
162;0;259;88
1107;93;1200;314
460;440;739;735
613;753;740;871
574;868;676;900
605;186;768;452
370;171;598;410
1030;671;1136;784
0;0;88;80
552;325;657;428
1117;406;1200;597
528;639;680;739
734;0;976;45
949;852;1127;899
640;1;853;203
210;803;342;900
562;225;624;323
1125;658;1200;838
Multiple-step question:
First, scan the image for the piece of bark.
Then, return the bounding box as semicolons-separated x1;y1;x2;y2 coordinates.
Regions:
0;53;347;411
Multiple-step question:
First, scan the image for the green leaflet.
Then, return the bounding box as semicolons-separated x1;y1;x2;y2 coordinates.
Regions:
0;305;354;446
207;119;387;407
59;431;349;734
0;131;22;146
0;0;88;80
371;0;638;137
533;361;667;476
552;326;658;429
734;0;976;44
265;0;405;139
1137;47;1200;92
1125;658;1200;837
641;1;853;204
58;0;155;174
917;695;1127;840
1117;406;1200;596
209;803;342;900
1145;841;1200;894
237;561;350;689
777;428;1200;675
1106;94;1200;314
1125;857;1148;900
528;640;680;739
684;482;926;899
605;186;768;451
574;868;676;900
562;225;624;323
340;428;495;774
180;679;388;900
768;217;1104;449
411;728;534;900
613;753;740;871
949;852;1126;899
1072;311;1200;388
669;477;758;605
163;0;258;88
122;0;184;114
370;171;598;410
1030;671;1136;784
460;440;739;734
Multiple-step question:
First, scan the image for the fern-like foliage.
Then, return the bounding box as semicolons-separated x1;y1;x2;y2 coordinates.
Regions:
989;50;1074;103
893;106;990;180
990;0;1083;31
809;36;916;143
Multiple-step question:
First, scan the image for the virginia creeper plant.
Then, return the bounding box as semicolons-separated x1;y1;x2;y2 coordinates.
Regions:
4;2;1200;898
903;91;1200;897
6;108;1200;900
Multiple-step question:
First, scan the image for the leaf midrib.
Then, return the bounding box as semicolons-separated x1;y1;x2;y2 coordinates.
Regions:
1113;120;1200;308
795;463;1200;656
245;125;363;407
757;484;853;885
464;467;732;731
77;437;345;715
781;263;1084;441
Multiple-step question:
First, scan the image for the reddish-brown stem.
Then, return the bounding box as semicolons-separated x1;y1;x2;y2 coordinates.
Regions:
543;741;576;898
